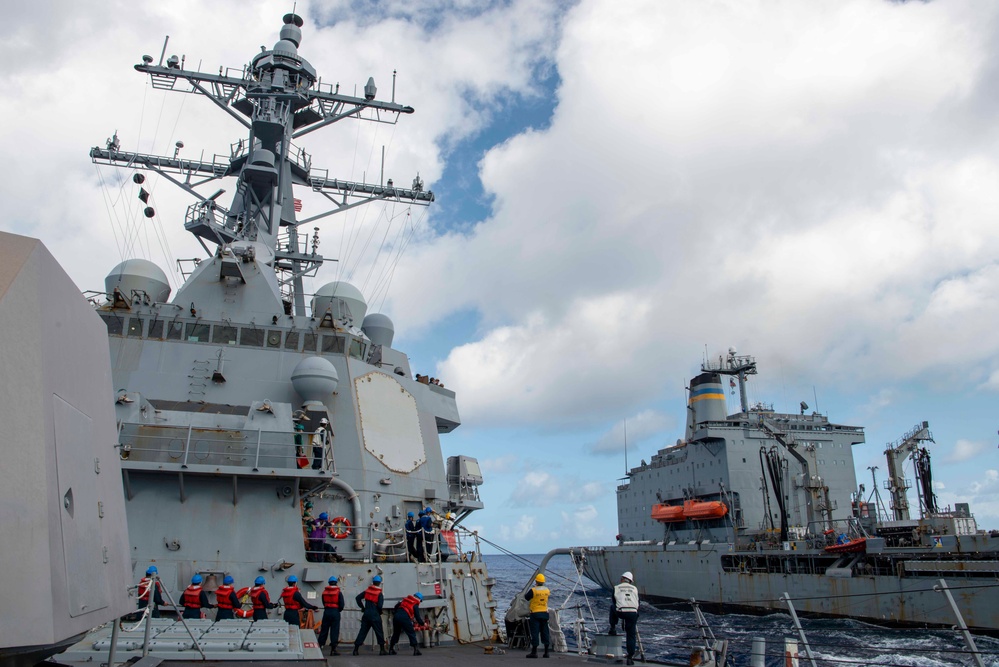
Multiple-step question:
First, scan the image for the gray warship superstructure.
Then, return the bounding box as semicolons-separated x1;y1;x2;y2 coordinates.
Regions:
69;13;497;650
581;351;999;633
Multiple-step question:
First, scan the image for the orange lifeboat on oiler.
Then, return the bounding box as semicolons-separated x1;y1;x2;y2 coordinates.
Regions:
651;503;685;523
682;499;728;520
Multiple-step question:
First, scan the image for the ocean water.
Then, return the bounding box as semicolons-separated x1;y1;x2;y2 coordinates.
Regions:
483;554;999;667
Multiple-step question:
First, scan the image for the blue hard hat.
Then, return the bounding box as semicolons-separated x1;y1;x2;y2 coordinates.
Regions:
407;511;414;517
424;506;432;513
146;566;157;575
191;574;203;585
223;575;234;585
372;575;382;584
287;575;298;584
319;512;329;520
329;576;338;584
414;592;423;601
418;510;425;516
255;576;265;585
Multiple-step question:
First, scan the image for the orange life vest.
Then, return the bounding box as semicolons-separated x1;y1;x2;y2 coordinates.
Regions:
138;577;156;601
250;586;269;610
322;586;341;608
399;595;420;619
216;584;235;610
281;586;302;610
181;585;202;609
363;585;382;604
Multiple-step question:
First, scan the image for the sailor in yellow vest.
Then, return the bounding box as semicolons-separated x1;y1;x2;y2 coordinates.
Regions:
609;571;640;665
524;573;551;658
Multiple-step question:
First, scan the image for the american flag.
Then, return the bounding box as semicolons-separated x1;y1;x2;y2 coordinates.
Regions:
293;198;303;212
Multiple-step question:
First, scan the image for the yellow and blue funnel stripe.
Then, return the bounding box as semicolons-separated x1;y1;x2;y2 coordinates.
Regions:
689;384;725;404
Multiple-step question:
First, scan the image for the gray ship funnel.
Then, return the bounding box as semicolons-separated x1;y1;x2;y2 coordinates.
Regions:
105;258;171;304
362;313;395;347
687;372;727;433
291;356;339;407
312;281;367;326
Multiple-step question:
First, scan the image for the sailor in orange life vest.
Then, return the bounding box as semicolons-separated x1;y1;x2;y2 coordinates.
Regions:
352;575;388;656
181;574;213;619
249;576;278;620
389;592;424;656
524;573;551;659
214;575;240;621
608;571;640;665
280;574;318;625
318;575;345;655
137;565;164;618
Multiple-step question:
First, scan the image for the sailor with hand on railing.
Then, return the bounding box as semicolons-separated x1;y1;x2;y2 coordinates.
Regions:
420;507;436;561
312;417;331;470
405;511;423;562
137;566;164;618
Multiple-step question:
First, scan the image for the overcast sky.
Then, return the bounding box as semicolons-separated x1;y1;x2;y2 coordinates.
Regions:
3;0;998;552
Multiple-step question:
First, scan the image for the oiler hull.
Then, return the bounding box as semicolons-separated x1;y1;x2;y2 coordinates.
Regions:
582;538;999;634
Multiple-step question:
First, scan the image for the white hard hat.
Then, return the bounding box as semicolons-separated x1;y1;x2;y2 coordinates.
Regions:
320;417;329;425
621;571;633;582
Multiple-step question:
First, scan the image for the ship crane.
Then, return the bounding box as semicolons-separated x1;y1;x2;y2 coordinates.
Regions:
883;421;936;521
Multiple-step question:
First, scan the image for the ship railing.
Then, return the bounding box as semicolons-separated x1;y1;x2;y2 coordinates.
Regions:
117;422;335;476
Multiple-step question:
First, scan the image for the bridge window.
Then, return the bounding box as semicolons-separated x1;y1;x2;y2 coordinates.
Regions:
240;328;264;347
303;333;319;352
166;321;184;340
148;320;164;339
266;330;283;348
349;338;364;359
322;334;344;354
100;312;124;335
213;324;238;345
284;331;300;350
126;317;143;337
186;323;210;342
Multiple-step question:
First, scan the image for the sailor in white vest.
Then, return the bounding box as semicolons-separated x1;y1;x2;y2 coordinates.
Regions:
609;571;640;665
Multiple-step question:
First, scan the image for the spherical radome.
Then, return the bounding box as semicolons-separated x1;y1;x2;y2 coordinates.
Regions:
312;281;367;325
105;259;171;303
291;356;339;404
361;313;394;347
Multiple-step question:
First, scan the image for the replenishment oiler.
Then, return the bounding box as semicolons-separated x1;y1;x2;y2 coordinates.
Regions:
1;13;502;666
579;350;999;633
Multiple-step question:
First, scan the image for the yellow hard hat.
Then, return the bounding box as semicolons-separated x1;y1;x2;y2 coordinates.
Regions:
535;573;545;584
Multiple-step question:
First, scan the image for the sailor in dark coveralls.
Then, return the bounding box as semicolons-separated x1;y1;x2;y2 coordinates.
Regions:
389;592;424;656
405;511;423;562
280;574;318;625
352;575;388;655
180;574;212;619
249;576;277;620
214;575;240;621
137;565;164;618
319;575;345;655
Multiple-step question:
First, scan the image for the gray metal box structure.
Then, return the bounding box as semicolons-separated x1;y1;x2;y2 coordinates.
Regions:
0;232;132;653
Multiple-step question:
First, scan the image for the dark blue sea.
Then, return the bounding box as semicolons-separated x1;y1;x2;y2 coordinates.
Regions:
483;554;999;667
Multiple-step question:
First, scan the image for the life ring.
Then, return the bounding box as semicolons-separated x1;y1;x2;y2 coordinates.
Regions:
331;516;352;539
234;587;253;618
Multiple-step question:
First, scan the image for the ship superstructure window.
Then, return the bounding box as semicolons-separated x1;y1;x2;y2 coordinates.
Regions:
266;330;282;348
148;320;164;339
166;321;184;340
303;333;318;352
100;312;124;335
186;323;210;342
322;334;344;354
284;331;300;350
213;324;238;345
127;317;144;337
348;338;364;359
240;328;264;347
